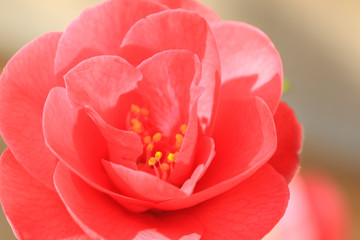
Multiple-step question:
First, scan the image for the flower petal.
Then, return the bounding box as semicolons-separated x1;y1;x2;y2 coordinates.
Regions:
43;87;110;189
180;137;215;195
136;50;200;136
220;74;282;115
168;88;200;185
151;97;277;211
196;97;277;191
43;87;153;212
137;50;202;185
187;164;289;240
0;149;88;239
268;102;302;182
54;0;166;78
65;55;145;163
85;107;143;167
153;0;220;23
65;55;143;124
212;21;283;113
0;32;61;189
121;9;221;133
54;162;203;240
103;160;187;202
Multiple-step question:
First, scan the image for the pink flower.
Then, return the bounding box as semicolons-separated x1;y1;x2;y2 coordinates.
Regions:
264;174;350;240
0;0;302;239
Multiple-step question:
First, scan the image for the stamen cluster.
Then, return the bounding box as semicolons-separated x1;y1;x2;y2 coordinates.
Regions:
126;104;187;180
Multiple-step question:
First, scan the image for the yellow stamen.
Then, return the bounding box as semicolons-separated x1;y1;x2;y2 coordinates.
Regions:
140;108;149;116
161;163;169;171
175;134;184;149
180;124;187;135
131;118;142;133
131;104;140;115
155;151;162;161
143;136;152;144
148;157;156;166
167;153;176;163
152;133;162;142
131;118;140;125
146;143;154;152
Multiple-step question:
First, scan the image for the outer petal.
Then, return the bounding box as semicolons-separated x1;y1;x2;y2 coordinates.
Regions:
196;97;277;191
212;21;283;113
220;74;282;115
54;163;203;240
0;32;61;189
153;0;220;23
43;87;153;212
0;149;88;239
121;9;221;133
187;164;289;240
43;87;111;190
54;0;166;78
268;102;302;182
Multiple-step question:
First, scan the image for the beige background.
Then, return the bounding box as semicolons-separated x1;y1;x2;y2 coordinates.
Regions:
1;0;359;239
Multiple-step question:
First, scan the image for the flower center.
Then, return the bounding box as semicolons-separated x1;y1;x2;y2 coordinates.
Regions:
126;104;187;180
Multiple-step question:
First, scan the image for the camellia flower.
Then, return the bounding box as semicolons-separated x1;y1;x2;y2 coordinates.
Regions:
0;0;302;239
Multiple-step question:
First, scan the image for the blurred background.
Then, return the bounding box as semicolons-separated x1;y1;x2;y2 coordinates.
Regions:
0;0;359;239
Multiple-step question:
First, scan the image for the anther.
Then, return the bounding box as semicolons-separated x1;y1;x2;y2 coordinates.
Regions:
146;143;154;152
148;157;156;166
140;108;149;116
180;124;187;135
143;136;152;144
131;119;142;133
127;103;183;179
131;104;140;115
175;134;184;149
153;133;162;142
155;151;162;161
167;153;176;163
161;163;169;171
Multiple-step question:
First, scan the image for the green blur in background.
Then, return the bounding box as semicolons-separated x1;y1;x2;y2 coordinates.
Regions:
0;0;359;239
